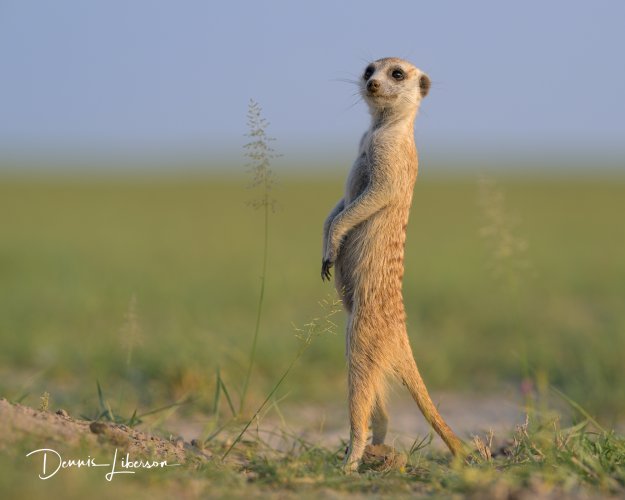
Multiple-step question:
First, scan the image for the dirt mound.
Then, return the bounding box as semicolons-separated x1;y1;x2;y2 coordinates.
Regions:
0;398;211;465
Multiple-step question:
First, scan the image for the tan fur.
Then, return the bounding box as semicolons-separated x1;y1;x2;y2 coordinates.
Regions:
321;58;465;471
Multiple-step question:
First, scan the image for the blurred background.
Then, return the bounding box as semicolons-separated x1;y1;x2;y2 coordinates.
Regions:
2;0;624;169
1;0;624;428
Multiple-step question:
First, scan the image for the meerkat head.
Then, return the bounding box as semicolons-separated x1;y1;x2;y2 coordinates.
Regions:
361;57;430;118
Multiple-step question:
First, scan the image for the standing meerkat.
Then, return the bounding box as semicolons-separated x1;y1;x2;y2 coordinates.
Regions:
321;57;465;471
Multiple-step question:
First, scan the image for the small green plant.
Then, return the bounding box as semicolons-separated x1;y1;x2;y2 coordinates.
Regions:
38;391;50;411
84;381;188;427
212;366;237;418
119;293;142;367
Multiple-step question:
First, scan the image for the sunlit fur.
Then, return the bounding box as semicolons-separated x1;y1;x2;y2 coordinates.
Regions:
322;57;464;472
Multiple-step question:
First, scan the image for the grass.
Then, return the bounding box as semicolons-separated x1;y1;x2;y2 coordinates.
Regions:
1;174;624;417
2;398;624;499
1;169;624;497
227;415;625;497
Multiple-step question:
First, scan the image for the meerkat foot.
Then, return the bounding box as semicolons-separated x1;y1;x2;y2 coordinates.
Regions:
342;456;358;473
342;442;365;473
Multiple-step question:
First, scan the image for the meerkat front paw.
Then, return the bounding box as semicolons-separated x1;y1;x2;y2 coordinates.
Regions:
321;258;334;281
321;244;337;281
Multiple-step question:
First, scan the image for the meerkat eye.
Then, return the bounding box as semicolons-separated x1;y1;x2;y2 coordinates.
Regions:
363;65;374;80
391;69;405;81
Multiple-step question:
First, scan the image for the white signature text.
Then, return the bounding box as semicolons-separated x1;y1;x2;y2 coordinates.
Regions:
25;448;180;481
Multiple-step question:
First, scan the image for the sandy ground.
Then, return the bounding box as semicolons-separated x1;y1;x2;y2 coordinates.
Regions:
2;389;530;463
168;389;531;452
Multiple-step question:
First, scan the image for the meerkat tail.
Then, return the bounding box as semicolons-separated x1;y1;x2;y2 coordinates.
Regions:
401;357;465;457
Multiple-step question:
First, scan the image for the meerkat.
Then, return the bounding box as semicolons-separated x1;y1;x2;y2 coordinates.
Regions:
321;57;465;471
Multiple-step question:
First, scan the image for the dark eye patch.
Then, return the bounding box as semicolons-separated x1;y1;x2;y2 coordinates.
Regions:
391;68;405;81
363;65;374;80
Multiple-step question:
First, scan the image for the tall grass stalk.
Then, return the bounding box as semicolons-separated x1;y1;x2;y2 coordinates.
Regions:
478;175;536;410
477;175;530;292
239;99;278;414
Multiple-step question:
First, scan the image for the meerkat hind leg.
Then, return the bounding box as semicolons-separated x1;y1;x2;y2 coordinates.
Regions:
343;356;379;472
371;389;389;445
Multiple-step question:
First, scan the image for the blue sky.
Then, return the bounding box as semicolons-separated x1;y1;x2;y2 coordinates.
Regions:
1;0;624;167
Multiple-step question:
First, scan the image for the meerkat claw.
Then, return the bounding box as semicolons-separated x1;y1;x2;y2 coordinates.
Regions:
321;259;333;281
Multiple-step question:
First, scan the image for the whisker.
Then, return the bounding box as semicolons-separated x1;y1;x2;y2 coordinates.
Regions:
358;54;374;67
331;77;361;86
344;101;363;113
428;80;446;91
343;94;365;112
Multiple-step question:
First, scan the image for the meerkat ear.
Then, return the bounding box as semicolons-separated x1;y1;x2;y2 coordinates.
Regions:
419;73;431;98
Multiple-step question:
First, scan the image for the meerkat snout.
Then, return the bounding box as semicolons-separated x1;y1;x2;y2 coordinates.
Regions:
419;74;431;98
366;79;381;93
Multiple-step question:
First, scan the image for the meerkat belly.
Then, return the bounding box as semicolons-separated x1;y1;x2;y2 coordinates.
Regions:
336;207;408;309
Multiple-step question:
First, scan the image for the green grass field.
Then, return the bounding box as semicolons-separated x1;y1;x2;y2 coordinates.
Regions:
1;172;625;497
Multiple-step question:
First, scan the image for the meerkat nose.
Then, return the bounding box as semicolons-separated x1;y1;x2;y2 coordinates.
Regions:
367;79;380;93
